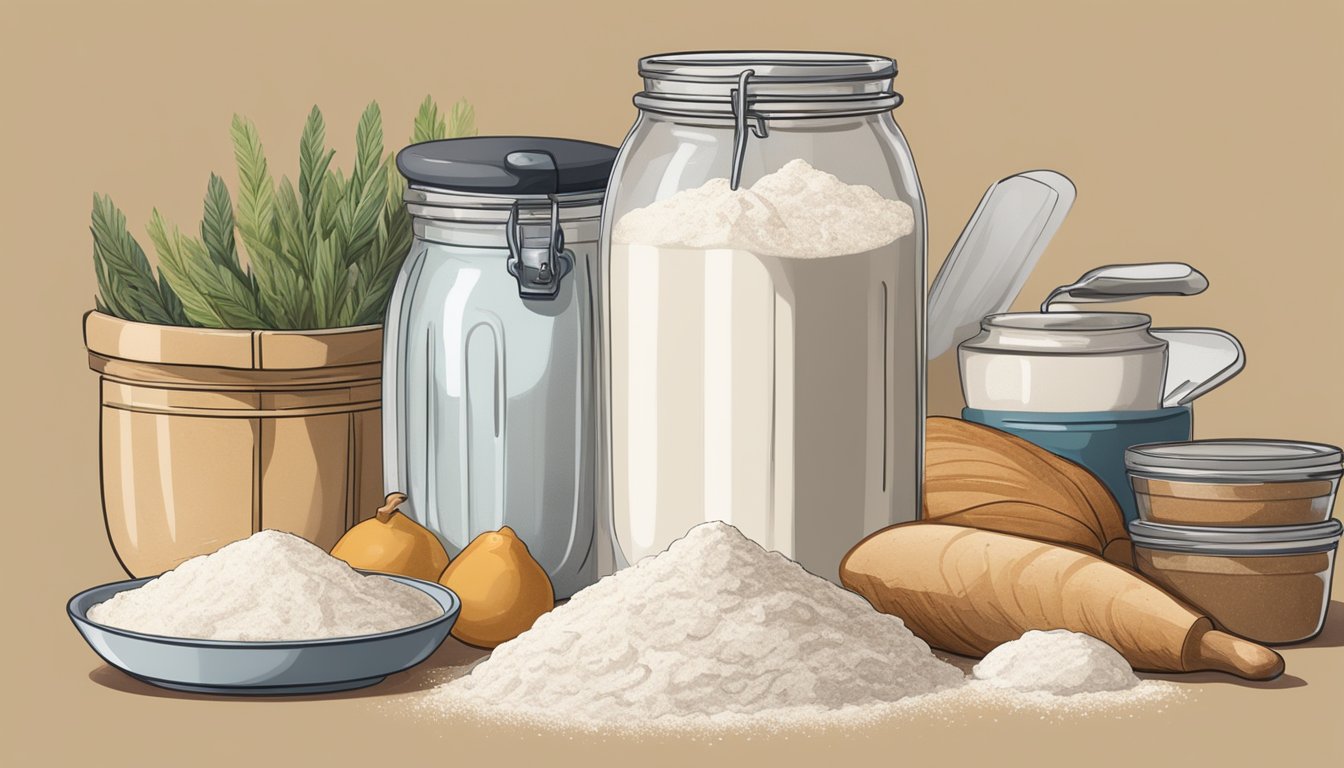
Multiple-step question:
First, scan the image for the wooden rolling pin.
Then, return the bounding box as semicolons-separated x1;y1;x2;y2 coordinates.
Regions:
840;523;1284;680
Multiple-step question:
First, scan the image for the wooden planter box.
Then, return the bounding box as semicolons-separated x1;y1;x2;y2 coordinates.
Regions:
84;311;384;577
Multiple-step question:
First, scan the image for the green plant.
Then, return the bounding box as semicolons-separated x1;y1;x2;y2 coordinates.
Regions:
92;96;476;329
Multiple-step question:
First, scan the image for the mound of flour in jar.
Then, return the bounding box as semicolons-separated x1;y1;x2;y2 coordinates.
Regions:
87;530;443;641
611;158;915;258
433;521;965;726
973;630;1140;695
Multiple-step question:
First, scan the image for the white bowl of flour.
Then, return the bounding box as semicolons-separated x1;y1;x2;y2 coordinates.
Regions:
67;531;461;695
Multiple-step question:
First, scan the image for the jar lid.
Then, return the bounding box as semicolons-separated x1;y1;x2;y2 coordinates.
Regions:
634;51;902;118
1125;439;1344;483
640;51;896;84
397;137;618;196
1129;519;1343;556
983;311;1152;333
962;311;1163;355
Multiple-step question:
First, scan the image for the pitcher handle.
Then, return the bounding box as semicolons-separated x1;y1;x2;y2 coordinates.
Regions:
1151;328;1246;407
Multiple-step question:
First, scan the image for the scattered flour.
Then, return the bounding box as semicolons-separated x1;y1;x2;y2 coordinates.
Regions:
973;629;1140;695
611;158;915;258
431;522;965;727
933;678;1184;725
88;530;443;641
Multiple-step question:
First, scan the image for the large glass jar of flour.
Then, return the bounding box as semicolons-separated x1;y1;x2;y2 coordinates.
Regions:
385;137;618;599
600;52;925;581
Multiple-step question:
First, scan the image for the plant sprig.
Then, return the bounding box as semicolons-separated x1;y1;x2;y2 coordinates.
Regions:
90;194;190;326
92;95;477;329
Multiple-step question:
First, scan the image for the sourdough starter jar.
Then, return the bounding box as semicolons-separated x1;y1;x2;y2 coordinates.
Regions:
384;137;617;599
599;52;926;581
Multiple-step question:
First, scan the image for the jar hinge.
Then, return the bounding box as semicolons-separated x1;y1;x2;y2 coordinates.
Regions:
729;70;770;190
505;196;573;300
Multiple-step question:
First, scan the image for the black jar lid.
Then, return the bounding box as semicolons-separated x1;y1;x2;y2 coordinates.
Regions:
396;136;618;196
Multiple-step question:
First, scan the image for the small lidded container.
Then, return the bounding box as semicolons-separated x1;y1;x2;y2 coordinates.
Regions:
959;312;1168;412
1126;440;1343;526
1129;519;1342;644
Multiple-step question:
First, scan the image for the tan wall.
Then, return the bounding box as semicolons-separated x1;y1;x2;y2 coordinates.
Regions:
6;0;1340;462
3;0;1341;547
6;0;1342;454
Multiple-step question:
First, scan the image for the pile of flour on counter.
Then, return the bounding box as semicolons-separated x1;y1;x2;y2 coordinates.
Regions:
429;521;964;728
953;629;1179;718
611;158;915;258
973;629;1140;695
423;522;1181;731
88;530;443;641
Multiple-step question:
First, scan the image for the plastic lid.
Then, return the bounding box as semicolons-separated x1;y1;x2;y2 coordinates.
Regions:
984;311;1151;333
1125;439;1344;483
397;137;618;196
963;311;1163;355
1129;519;1343;556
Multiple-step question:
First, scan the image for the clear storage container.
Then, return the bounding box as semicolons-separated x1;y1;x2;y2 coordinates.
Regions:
599;51;926;580
1130;518;1342;644
384;137;618;598
1127;439;1343;526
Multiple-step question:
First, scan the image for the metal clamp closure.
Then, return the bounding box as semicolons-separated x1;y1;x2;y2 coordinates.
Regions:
729;69;769;190
505;195;573;300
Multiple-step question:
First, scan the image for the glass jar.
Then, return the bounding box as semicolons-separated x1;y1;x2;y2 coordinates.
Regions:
1127;439;1343;526
384;137;617;598
599;52;926;581
1130;518;1342;644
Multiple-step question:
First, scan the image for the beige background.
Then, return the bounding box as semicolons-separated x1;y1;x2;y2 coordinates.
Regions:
2;0;1341;765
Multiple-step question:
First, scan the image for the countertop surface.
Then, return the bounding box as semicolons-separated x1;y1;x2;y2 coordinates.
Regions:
7;534;1342;768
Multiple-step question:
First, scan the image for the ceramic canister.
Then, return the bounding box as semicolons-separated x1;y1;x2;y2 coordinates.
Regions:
963;406;1193;522
959;312;1168;412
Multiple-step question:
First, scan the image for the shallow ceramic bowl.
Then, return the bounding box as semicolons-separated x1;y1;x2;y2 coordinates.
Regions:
67;572;459;695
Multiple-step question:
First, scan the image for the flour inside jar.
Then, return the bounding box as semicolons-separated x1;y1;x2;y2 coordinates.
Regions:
608;160;918;580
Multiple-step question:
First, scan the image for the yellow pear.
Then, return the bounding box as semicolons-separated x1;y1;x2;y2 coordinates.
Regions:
439;526;554;648
330;493;451;581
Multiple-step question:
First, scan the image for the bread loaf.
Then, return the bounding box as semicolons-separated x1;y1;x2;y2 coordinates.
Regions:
924;417;1133;566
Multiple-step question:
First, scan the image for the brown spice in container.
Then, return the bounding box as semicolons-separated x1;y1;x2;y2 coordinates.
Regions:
1134;546;1334;645
1125;439;1342;527
1133;477;1337;526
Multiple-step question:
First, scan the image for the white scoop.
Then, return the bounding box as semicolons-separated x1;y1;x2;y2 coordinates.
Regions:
1040;263;1244;407
1041;262;1208;311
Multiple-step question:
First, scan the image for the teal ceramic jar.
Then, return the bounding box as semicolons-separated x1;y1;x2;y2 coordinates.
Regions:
962;406;1193;522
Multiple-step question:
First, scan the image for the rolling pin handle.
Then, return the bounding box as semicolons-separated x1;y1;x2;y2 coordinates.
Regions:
1193;630;1284;681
